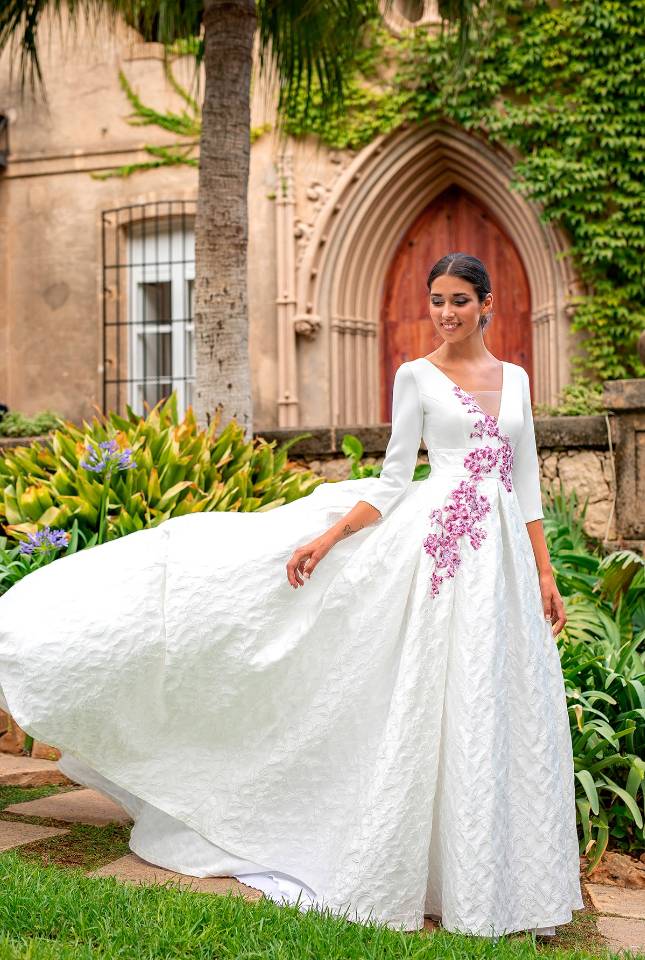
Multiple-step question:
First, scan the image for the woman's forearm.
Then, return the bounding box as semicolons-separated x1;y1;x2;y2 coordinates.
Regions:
324;500;383;546
526;519;553;574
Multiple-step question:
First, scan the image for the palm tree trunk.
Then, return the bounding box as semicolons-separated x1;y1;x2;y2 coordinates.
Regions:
194;0;256;438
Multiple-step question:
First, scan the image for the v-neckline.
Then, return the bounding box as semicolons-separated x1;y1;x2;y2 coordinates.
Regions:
419;356;507;428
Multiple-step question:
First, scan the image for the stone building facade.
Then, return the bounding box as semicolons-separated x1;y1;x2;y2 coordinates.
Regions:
1;4;585;432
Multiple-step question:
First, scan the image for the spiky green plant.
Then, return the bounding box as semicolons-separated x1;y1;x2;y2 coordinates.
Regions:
0;393;325;547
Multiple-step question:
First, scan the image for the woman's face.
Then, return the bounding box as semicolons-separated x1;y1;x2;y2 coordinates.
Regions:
428;274;492;343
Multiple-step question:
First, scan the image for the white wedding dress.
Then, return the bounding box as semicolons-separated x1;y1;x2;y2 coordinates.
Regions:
0;357;584;936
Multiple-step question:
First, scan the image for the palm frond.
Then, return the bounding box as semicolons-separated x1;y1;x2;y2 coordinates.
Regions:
597;550;645;603
254;0;385;127
2;0;484;114
0;0;203;95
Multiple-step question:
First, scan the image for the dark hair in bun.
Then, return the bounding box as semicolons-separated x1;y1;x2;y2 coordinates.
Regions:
426;253;493;330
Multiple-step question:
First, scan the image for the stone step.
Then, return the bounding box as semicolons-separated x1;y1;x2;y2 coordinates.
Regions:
0;819;68;852
89;852;264;900
586;882;645;921
0;753;72;787
585;882;645;954
596;916;645;954
4;787;131;825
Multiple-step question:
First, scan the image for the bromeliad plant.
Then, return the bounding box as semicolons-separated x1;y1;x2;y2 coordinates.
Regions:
0;392;325;557
0;522;82;594
79;439;137;544
543;483;645;870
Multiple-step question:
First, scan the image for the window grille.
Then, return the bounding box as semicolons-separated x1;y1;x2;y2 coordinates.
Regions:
101;201;196;418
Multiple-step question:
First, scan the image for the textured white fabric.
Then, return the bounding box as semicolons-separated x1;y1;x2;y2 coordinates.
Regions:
0;358;583;935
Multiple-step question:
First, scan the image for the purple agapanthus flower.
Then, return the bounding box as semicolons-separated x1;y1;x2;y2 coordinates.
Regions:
19;526;70;556
80;438;137;478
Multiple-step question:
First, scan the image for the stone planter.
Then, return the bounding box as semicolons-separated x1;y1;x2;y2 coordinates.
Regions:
602;379;645;546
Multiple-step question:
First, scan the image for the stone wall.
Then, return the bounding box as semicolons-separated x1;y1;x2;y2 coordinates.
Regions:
285;447;616;541
257;412;620;547
2;379;643;552
539;448;615;541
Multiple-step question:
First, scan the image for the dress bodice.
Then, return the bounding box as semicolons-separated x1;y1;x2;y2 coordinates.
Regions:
359;358;544;526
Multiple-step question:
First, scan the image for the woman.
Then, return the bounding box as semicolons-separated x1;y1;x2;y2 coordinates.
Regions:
0;252;584;938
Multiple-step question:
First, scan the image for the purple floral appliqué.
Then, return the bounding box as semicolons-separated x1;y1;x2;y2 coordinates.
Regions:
423;385;514;599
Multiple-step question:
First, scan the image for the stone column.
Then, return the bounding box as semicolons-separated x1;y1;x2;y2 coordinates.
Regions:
602;379;645;549
275;152;299;428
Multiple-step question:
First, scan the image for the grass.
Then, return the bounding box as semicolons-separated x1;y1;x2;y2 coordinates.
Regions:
0;851;628;960
0;785;633;960
0;785;66;810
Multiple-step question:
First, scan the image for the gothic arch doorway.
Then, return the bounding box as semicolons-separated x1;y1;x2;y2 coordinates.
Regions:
279;121;579;427
380;185;532;420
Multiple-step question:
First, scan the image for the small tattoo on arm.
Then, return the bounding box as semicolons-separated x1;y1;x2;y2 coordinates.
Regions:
341;522;364;538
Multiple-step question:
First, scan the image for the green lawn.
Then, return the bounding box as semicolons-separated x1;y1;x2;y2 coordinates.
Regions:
0;785;631;960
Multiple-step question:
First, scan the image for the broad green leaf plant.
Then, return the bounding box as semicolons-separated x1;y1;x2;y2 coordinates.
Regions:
543;483;645;869
0;393;325;569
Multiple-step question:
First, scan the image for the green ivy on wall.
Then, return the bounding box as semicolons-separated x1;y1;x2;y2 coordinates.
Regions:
281;0;645;384
93;31;274;183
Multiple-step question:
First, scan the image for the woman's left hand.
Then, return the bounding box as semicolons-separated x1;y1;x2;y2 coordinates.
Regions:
539;569;567;637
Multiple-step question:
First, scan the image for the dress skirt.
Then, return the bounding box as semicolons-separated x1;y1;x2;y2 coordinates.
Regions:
0;464;585;935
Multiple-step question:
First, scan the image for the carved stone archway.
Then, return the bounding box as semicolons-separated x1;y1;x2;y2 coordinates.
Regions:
275;121;581;427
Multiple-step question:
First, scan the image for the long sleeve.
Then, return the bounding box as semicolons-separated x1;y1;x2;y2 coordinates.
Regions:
512;367;544;523
357;362;424;519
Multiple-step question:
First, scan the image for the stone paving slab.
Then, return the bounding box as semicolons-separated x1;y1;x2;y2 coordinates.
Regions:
5;788;131;825
586;883;645;920
89;853;264;900
0;819;68;852
596;916;645;955
0;754;72;787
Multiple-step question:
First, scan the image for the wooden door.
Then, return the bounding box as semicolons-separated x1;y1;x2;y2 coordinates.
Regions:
380;185;532;420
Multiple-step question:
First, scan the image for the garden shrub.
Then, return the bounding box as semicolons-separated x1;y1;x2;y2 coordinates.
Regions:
0;410;61;438
0;393;325;554
544;484;645;866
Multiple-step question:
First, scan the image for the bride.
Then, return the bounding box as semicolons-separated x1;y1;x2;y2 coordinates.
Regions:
0;252;584;938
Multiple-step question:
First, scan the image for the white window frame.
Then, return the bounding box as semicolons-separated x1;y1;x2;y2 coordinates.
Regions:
127;221;195;418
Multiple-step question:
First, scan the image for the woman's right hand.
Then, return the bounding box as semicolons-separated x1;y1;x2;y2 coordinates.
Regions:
286;534;336;589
